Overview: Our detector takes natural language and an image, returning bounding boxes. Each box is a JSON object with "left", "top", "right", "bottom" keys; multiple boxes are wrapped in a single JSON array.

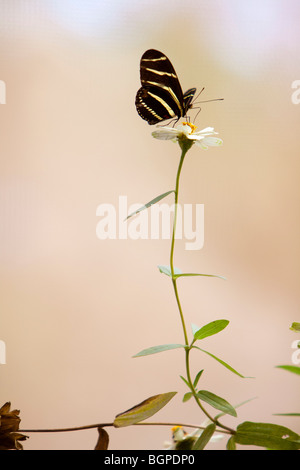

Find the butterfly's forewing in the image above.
[{"left": 135, "top": 49, "right": 196, "bottom": 125}]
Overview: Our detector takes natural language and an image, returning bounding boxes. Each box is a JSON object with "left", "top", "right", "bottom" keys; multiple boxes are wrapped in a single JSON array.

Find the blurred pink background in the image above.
[{"left": 0, "top": 0, "right": 299, "bottom": 450}]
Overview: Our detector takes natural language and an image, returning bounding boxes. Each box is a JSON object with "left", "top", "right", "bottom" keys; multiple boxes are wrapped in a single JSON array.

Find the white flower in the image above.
[
  {"left": 152, "top": 122, "right": 223, "bottom": 150},
  {"left": 164, "top": 423, "right": 224, "bottom": 450}
]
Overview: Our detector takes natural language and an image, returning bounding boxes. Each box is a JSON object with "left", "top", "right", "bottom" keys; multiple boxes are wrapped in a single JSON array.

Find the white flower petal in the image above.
[
  {"left": 194, "top": 128, "right": 218, "bottom": 138},
  {"left": 195, "top": 137, "right": 223, "bottom": 149},
  {"left": 151, "top": 123, "right": 223, "bottom": 150},
  {"left": 195, "top": 126, "right": 215, "bottom": 134},
  {"left": 187, "top": 133, "right": 205, "bottom": 141},
  {"left": 175, "top": 124, "right": 186, "bottom": 132},
  {"left": 152, "top": 127, "right": 179, "bottom": 140}
]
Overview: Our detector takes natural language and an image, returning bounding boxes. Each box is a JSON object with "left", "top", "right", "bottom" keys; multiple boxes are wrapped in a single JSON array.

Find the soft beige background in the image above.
[{"left": 0, "top": 0, "right": 299, "bottom": 450}]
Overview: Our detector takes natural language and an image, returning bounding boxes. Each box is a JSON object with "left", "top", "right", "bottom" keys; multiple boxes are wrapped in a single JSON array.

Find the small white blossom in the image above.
[
  {"left": 164, "top": 423, "right": 223, "bottom": 450},
  {"left": 152, "top": 122, "right": 223, "bottom": 150}
]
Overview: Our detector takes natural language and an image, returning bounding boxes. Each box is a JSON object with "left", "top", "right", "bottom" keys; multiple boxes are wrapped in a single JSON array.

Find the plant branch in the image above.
[{"left": 20, "top": 421, "right": 231, "bottom": 435}]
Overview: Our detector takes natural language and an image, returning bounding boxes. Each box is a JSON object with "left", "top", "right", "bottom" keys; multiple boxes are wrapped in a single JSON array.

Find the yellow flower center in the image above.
[
  {"left": 182, "top": 122, "right": 197, "bottom": 134},
  {"left": 171, "top": 425, "right": 182, "bottom": 432}
]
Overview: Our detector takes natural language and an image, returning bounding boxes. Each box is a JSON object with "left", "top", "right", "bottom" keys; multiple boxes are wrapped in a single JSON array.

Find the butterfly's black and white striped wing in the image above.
[{"left": 135, "top": 49, "right": 196, "bottom": 125}]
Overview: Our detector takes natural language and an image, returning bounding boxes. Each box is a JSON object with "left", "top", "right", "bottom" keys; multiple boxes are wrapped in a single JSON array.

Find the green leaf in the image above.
[
  {"left": 226, "top": 436, "right": 236, "bottom": 450},
  {"left": 182, "top": 392, "right": 193, "bottom": 402},
  {"left": 274, "top": 413, "right": 300, "bottom": 417},
  {"left": 214, "top": 397, "right": 258, "bottom": 420},
  {"left": 290, "top": 322, "right": 300, "bottom": 332},
  {"left": 175, "top": 273, "right": 226, "bottom": 280},
  {"left": 113, "top": 392, "right": 177, "bottom": 428},
  {"left": 194, "top": 346, "right": 248, "bottom": 378},
  {"left": 126, "top": 190, "right": 175, "bottom": 220},
  {"left": 133, "top": 343, "right": 185, "bottom": 357},
  {"left": 158, "top": 266, "right": 226, "bottom": 280},
  {"left": 193, "top": 320, "right": 229, "bottom": 341},
  {"left": 197, "top": 390, "right": 237, "bottom": 417},
  {"left": 235, "top": 421, "right": 300, "bottom": 450},
  {"left": 193, "top": 423, "right": 216, "bottom": 450},
  {"left": 158, "top": 265, "right": 182, "bottom": 277},
  {"left": 180, "top": 375, "right": 193, "bottom": 391},
  {"left": 193, "top": 369, "right": 204, "bottom": 388},
  {"left": 276, "top": 365, "right": 300, "bottom": 375}
]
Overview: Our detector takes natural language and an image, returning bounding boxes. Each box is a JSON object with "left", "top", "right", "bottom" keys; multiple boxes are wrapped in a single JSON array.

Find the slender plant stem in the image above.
[
  {"left": 170, "top": 149, "right": 189, "bottom": 345},
  {"left": 20, "top": 421, "right": 231, "bottom": 435},
  {"left": 184, "top": 348, "right": 216, "bottom": 423},
  {"left": 169, "top": 149, "right": 186, "bottom": 276},
  {"left": 169, "top": 145, "right": 234, "bottom": 435}
]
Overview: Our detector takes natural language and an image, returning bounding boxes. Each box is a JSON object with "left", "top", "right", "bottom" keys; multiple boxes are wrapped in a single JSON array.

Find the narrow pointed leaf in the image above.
[
  {"left": 276, "top": 365, "right": 300, "bottom": 375},
  {"left": 133, "top": 343, "right": 184, "bottom": 357},
  {"left": 158, "top": 266, "right": 225, "bottom": 280},
  {"left": 193, "top": 370, "right": 204, "bottom": 388},
  {"left": 114, "top": 392, "right": 177, "bottom": 428},
  {"left": 214, "top": 397, "right": 258, "bottom": 420},
  {"left": 174, "top": 273, "right": 226, "bottom": 281},
  {"left": 235, "top": 421, "right": 300, "bottom": 450},
  {"left": 126, "top": 190, "right": 175, "bottom": 220},
  {"left": 193, "top": 423, "right": 216, "bottom": 450},
  {"left": 180, "top": 375, "right": 193, "bottom": 391},
  {"left": 194, "top": 346, "right": 248, "bottom": 378},
  {"left": 193, "top": 320, "right": 229, "bottom": 341},
  {"left": 197, "top": 390, "right": 237, "bottom": 417}
]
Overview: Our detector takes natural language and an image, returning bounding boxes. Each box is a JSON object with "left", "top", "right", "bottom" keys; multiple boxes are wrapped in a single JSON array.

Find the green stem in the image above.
[
  {"left": 184, "top": 348, "right": 216, "bottom": 423},
  {"left": 170, "top": 148, "right": 186, "bottom": 276},
  {"left": 170, "top": 148, "right": 189, "bottom": 346},
  {"left": 170, "top": 144, "right": 234, "bottom": 435}
]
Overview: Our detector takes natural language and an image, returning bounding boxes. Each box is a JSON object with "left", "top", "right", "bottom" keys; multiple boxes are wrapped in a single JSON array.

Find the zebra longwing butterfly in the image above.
[{"left": 135, "top": 49, "right": 197, "bottom": 125}]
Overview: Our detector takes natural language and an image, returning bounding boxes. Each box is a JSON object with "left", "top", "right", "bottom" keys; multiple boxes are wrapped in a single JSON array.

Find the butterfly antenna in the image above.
[
  {"left": 193, "top": 97, "right": 224, "bottom": 106},
  {"left": 193, "top": 87, "right": 205, "bottom": 102},
  {"left": 192, "top": 87, "right": 224, "bottom": 106}
]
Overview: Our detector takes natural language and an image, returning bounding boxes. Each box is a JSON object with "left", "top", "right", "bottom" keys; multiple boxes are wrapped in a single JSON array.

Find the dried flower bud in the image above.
[{"left": 0, "top": 402, "right": 28, "bottom": 450}]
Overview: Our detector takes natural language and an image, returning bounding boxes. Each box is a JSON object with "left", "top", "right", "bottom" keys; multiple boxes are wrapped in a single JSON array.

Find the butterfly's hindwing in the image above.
[
  {"left": 136, "top": 86, "right": 180, "bottom": 125},
  {"left": 135, "top": 49, "right": 196, "bottom": 125},
  {"left": 183, "top": 88, "right": 197, "bottom": 110}
]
